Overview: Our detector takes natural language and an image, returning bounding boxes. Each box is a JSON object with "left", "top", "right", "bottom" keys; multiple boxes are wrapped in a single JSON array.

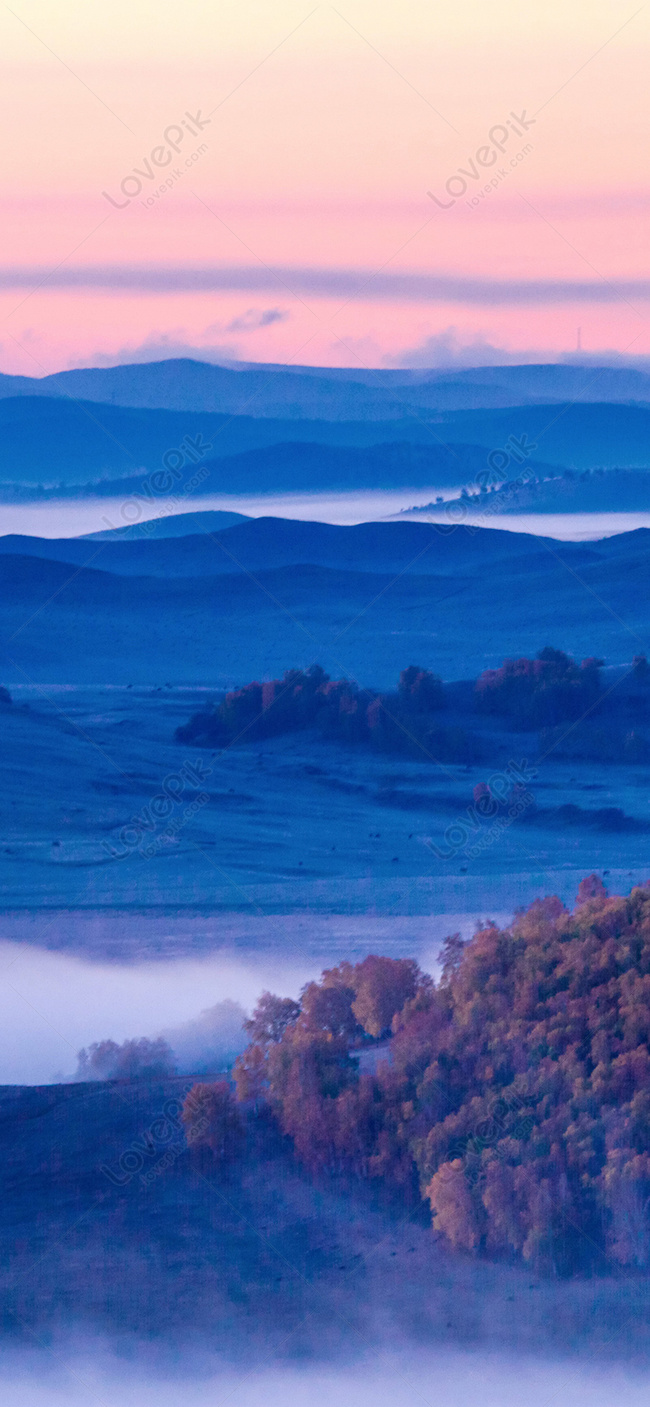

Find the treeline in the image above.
[
  {"left": 474, "top": 646, "right": 602, "bottom": 729},
  {"left": 76, "top": 1037, "right": 176, "bottom": 1081},
  {"left": 186, "top": 879, "right": 650, "bottom": 1276},
  {"left": 175, "top": 663, "right": 479, "bottom": 762},
  {"left": 175, "top": 649, "right": 650, "bottom": 763}
]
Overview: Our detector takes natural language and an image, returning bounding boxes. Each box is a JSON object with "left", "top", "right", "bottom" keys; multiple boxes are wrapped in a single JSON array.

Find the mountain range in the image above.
[
  {"left": 2, "top": 357, "right": 650, "bottom": 416},
  {"left": 0, "top": 397, "right": 497, "bottom": 489},
  {"left": 2, "top": 394, "right": 649, "bottom": 494},
  {"left": 2, "top": 358, "right": 650, "bottom": 500},
  {"left": 0, "top": 516, "right": 587, "bottom": 578}
]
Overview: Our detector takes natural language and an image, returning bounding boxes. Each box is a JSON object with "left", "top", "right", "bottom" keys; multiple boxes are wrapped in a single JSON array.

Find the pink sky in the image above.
[{"left": 1, "top": 0, "right": 649, "bottom": 374}]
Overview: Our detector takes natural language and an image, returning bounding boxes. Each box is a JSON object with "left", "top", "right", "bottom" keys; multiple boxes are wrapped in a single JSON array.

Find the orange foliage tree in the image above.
[
  {"left": 234, "top": 878, "right": 650, "bottom": 1274},
  {"left": 181, "top": 1080, "right": 244, "bottom": 1161}
]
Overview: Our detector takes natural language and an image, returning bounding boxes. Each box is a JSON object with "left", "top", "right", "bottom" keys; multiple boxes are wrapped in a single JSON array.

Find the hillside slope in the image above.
[
  {"left": 0, "top": 518, "right": 596, "bottom": 579},
  {"left": 1, "top": 529, "right": 649, "bottom": 684},
  {"left": 1, "top": 1076, "right": 647, "bottom": 1353}
]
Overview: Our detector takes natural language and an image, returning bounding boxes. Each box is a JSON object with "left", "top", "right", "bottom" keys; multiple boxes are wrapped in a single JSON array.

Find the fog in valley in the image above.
[
  {"left": 0, "top": 942, "right": 311, "bottom": 1084},
  {"left": 0, "top": 913, "right": 494, "bottom": 1082},
  {"left": 4, "top": 492, "right": 650, "bottom": 540},
  {"left": 2, "top": 1347, "right": 649, "bottom": 1407}
]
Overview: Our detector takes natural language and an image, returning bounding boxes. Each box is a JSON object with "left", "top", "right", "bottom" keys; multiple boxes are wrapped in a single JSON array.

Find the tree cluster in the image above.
[
  {"left": 75, "top": 1036, "right": 176, "bottom": 1081},
  {"left": 181, "top": 1080, "right": 244, "bottom": 1161},
  {"left": 175, "top": 649, "right": 650, "bottom": 764},
  {"left": 175, "top": 664, "right": 476, "bottom": 762},
  {"left": 231, "top": 880, "right": 650, "bottom": 1275},
  {"left": 474, "top": 647, "right": 603, "bottom": 729}
]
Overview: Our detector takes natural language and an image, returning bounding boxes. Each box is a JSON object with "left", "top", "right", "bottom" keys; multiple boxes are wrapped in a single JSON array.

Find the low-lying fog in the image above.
[
  {"left": 0, "top": 941, "right": 310, "bottom": 1084},
  {"left": 3, "top": 492, "right": 646, "bottom": 538},
  {"left": 393, "top": 508, "right": 650, "bottom": 540},
  {"left": 0, "top": 913, "right": 496, "bottom": 1083},
  {"left": 0, "top": 489, "right": 461, "bottom": 537},
  {"left": 2, "top": 1348, "right": 649, "bottom": 1407}
]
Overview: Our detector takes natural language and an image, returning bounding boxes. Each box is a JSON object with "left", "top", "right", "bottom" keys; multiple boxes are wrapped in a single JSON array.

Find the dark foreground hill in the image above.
[
  {"left": 0, "top": 517, "right": 598, "bottom": 579},
  {"left": 1, "top": 1075, "right": 648, "bottom": 1356},
  {"left": 1, "top": 525, "right": 650, "bottom": 683}
]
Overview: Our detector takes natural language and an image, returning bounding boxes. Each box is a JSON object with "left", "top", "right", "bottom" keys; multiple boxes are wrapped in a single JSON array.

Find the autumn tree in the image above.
[
  {"left": 352, "top": 956, "right": 426, "bottom": 1037},
  {"left": 398, "top": 666, "right": 444, "bottom": 713},
  {"left": 234, "top": 991, "right": 300, "bottom": 1104},
  {"left": 182, "top": 1080, "right": 244, "bottom": 1161},
  {"left": 426, "top": 1159, "right": 482, "bottom": 1251},
  {"left": 475, "top": 647, "right": 601, "bottom": 729},
  {"left": 232, "top": 881, "right": 650, "bottom": 1272},
  {"left": 243, "top": 991, "right": 300, "bottom": 1044}
]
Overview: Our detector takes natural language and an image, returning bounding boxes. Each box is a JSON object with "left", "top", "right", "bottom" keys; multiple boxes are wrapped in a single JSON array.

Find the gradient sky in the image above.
[{"left": 1, "top": 0, "right": 649, "bottom": 374}]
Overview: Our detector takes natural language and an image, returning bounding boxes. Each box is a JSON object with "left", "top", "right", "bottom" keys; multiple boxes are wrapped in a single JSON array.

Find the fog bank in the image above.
[
  {"left": 0, "top": 914, "right": 498, "bottom": 1083},
  {"left": 2, "top": 1348, "right": 649, "bottom": 1407},
  {"left": 0, "top": 942, "right": 314, "bottom": 1084}
]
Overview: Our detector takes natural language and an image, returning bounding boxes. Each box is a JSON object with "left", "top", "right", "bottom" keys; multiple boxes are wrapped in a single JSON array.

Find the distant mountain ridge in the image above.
[
  {"left": 2, "top": 392, "right": 649, "bottom": 494},
  {"left": 0, "top": 397, "right": 560, "bottom": 491},
  {"left": 2, "top": 357, "right": 650, "bottom": 417},
  {"left": 3, "top": 358, "right": 650, "bottom": 501},
  {"left": 0, "top": 398, "right": 460, "bottom": 488}
]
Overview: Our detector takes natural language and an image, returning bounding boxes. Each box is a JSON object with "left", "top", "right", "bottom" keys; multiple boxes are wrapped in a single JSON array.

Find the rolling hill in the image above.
[
  {"left": 0, "top": 517, "right": 604, "bottom": 579},
  {"left": 2, "top": 391, "right": 650, "bottom": 495},
  {"left": 1, "top": 524, "right": 648, "bottom": 685},
  {"left": 0, "top": 397, "right": 505, "bottom": 489}
]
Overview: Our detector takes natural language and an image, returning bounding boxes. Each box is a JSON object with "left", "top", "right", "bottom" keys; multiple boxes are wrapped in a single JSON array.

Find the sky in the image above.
[{"left": 1, "top": 0, "right": 649, "bottom": 375}]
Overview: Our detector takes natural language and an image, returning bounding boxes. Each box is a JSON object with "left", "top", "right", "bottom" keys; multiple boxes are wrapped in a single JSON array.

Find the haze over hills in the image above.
[
  {"left": 2, "top": 357, "right": 650, "bottom": 416},
  {"left": 2, "top": 391, "right": 650, "bottom": 498},
  {"left": 0, "top": 397, "right": 499, "bottom": 489}
]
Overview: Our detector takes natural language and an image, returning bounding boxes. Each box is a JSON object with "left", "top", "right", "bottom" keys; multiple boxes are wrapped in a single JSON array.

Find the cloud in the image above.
[
  {"left": 81, "top": 313, "right": 288, "bottom": 369},
  {"left": 84, "top": 333, "right": 239, "bottom": 368},
  {"left": 160, "top": 998, "right": 248, "bottom": 1075},
  {"left": 391, "top": 327, "right": 548, "bottom": 369},
  {"left": 392, "top": 329, "right": 650, "bottom": 372},
  {"left": 225, "top": 307, "right": 289, "bottom": 333},
  {"left": 5, "top": 264, "right": 650, "bottom": 304}
]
